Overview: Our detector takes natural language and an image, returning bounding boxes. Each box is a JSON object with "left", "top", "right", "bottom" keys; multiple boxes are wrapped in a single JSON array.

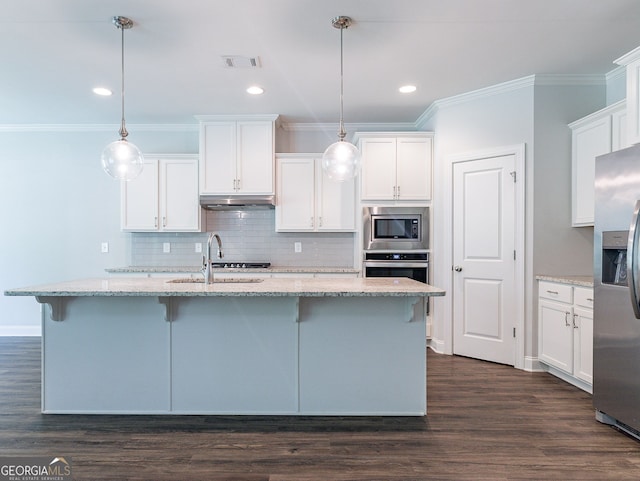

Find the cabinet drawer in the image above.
[
  {"left": 574, "top": 287, "right": 594, "bottom": 309},
  {"left": 539, "top": 281, "right": 573, "bottom": 303}
]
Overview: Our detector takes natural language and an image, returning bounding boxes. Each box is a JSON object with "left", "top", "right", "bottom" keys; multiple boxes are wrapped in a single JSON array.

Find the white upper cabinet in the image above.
[
  {"left": 275, "top": 154, "right": 356, "bottom": 232},
  {"left": 197, "top": 115, "right": 278, "bottom": 195},
  {"left": 569, "top": 100, "right": 626, "bottom": 227},
  {"left": 121, "top": 155, "right": 200, "bottom": 232},
  {"left": 616, "top": 45, "right": 640, "bottom": 146},
  {"left": 354, "top": 132, "right": 433, "bottom": 202}
]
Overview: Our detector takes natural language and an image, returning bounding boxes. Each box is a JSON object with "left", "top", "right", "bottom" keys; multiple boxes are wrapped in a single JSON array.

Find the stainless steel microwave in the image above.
[{"left": 363, "top": 206, "right": 429, "bottom": 251}]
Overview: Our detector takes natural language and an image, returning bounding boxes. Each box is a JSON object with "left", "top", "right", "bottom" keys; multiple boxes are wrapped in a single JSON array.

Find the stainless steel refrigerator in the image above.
[{"left": 594, "top": 142, "right": 640, "bottom": 439}]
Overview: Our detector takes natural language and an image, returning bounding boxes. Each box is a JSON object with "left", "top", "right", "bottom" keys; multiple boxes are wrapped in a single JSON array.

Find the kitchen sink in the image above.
[{"left": 166, "top": 278, "right": 264, "bottom": 284}]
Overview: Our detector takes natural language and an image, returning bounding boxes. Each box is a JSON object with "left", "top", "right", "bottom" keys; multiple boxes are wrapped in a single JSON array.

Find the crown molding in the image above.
[
  {"left": 606, "top": 65, "right": 626, "bottom": 84},
  {"left": 415, "top": 74, "right": 607, "bottom": 130},
  {"left": 0, "top": 123, "right": 198, "bottom": 133},
  {"left": 615, "top": 44, "right": 640, "bottom": 66},
  {"left": 281, "top": 122, "right": 416, "bottom": 132}
]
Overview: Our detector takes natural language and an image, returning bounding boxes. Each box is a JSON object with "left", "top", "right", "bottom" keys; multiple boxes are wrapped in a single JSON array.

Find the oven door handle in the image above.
[{"left": 364, "top": 262, "right": 429, "bottom": 268}]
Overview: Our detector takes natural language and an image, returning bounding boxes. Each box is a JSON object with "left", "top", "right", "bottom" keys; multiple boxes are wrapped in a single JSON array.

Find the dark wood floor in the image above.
[{"left": 1, "top": 338, "right": 640, "bottom": 481}]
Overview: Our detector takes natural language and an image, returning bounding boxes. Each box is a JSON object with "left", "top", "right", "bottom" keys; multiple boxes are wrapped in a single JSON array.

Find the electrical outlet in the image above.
[
  {"left": 294, "top": 241, "right": 302, "bottom": 253},
  {"left": 101, "top": 242, "right": 109, "bottom": 253},
  {"left": 163, "top": 242, "right": 171, "bottom": 253},
  {"left": 195, "top": 243, "right": 202, "bottom": 253}
]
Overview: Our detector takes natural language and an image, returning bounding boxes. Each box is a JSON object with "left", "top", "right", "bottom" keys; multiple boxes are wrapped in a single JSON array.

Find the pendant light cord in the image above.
[
  {"left": 118, "top": 21, "right": 129, "bottom": 140},
  {"left": 338, "top": 24, "right": 346, "bottom": 141}
]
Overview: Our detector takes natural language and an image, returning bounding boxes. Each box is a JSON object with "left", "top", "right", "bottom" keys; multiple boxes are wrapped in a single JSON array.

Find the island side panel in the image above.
[
  {"left": 298, "top": 296, "right": 427, "bottom": 415},
  {"left": 170, "top": 297, "right": 299, "bottom": 414},
  {"left": 42, "top": 297, "right": 171, "bottom": 414}
]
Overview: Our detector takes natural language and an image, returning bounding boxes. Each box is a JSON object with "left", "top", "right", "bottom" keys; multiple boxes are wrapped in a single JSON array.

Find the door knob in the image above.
[{"left": 454, "top": 266, "right": 462, "bottom": 272}]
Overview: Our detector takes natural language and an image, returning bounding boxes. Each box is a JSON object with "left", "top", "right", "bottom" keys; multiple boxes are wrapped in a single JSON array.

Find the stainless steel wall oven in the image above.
[{"left": 363, "top": 207, "right": 430, "bottom": 286}]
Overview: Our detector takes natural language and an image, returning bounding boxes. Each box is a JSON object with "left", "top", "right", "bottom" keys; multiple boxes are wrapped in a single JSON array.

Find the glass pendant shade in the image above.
[
  {"left": 322, "top": 140, "right": 361, "bottom": 182},
  {"left": 101, "top": 139, "right": 144, "bottom": 181}
]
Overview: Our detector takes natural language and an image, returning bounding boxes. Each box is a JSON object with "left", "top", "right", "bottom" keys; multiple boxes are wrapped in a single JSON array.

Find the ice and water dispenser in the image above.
[{"left": 602, "top": 230, "right": 629, "bottom": 286}]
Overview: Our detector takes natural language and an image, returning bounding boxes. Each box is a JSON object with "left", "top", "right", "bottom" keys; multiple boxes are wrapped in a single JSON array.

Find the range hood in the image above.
[{"left": 199, "top": 194, "right": 275, "bottom": 210}]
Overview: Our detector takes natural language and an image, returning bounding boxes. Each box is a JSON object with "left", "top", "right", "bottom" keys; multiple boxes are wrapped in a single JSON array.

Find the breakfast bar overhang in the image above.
[{"left": 5, "top": 277, "right": 445, "bottom": 416}]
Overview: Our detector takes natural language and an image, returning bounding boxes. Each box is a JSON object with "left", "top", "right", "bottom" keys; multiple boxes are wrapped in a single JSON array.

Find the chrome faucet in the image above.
[{"left": 202, "top": 233, "right": 223, "bottom": 284}]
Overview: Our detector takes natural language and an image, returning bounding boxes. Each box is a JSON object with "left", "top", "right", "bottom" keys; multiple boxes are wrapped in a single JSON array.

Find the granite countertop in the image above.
[
  {"left": 5, "top": 277, "right": 445, "bottom": 298},
  {"left": 536, "top": 275, "right": 594, "bottom": 287},
  {"left": 105, "top": 266, "right": 361, "bottom": 275}
]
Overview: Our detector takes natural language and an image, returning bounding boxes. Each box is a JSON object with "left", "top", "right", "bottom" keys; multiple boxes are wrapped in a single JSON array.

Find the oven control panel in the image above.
[{"left": 364, "top": 252, "right": 428, "bottom": 261}]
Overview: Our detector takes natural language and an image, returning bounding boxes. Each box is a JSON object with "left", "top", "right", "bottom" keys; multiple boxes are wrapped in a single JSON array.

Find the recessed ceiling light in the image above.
[
  {"left": 93, "top": 87, "right": 113, "bottom": 96},
  {"left": 399, "top": 85, "right": 417, "bottom": 94},
  {"left": 246, "top": 86, "right": 264, "bottom": 95}
]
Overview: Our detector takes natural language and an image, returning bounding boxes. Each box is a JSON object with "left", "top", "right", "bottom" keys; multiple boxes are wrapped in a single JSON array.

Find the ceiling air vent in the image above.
[{"left": 222, "top": 56, "right": 261, "bottom": 68}]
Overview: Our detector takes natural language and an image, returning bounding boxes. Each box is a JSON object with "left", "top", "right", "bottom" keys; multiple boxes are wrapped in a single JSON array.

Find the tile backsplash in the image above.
[{"left": 131, "top": 209, "right": 355, "bottom": 267}]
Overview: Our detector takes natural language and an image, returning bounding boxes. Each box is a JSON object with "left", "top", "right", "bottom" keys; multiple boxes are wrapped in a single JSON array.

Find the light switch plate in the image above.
[
  {"left": 195, "top": 243, "right": 202, "bottom": 253},
  {"left": 101, "top": 242, "right": 109, "bottom": 253},
  {"left": 294, "top": 241, "right": 302, "bottom": 253},
  {"left": 163, "top": 242, "right": 171, "bottom": 253}
]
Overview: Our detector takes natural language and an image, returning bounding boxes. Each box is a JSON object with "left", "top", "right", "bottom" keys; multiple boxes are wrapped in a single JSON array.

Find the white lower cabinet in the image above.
[{"left": 538, "top": 280, "right": 593, "bottom": 392}]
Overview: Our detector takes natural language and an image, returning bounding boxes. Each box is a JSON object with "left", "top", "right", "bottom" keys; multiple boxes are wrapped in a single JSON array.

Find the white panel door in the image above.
[{"left": 453, "top": 154, "right": 516, "bottom": 365}]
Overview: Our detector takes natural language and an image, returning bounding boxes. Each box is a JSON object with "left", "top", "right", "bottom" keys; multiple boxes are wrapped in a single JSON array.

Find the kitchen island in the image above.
[{"left": 5, "top": 277, "right": 444, "bottom": 416}]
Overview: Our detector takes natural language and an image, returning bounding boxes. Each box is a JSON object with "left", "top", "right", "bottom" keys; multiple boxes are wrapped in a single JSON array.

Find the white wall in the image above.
[
  {"left": 0, "top": 128, "right": 197, "bottom": 335},
  {"left": 422, "top": 76, "right": 605, "bottom": 363},
  {"left": 422, "top": 79, "right": 535, "bottom": 355}
]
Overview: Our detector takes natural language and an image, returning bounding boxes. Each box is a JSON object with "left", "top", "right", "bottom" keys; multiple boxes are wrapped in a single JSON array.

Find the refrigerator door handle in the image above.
[{"left": 627, "top": 200, "right": 640, "bottom": 319}]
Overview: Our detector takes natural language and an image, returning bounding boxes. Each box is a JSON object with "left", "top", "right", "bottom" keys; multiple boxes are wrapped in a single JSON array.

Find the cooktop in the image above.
[{"left": 211, "top": 262, "right": 271, "bottom": 269}]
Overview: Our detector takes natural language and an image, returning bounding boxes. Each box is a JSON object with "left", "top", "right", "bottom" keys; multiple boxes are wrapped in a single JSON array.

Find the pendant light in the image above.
[
  {"left": 321, "top": 16, "right": 361, "bottom": 182},
  {"left": 101, "top": 16, "right": 144, "bottom": 181}
]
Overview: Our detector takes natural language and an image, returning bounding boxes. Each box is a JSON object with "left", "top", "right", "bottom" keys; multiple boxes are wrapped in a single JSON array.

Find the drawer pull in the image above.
[
  {"left": 586, "top": 298, "right": 593, "bottom": 302},
  {"left": 546, "top": 290, "right": 559, "bottom": 295}
]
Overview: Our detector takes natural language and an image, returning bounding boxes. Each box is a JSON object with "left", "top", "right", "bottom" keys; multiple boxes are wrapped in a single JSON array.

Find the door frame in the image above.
[{"left": 444, "top": 144, "right": 526, "bottom": 368}]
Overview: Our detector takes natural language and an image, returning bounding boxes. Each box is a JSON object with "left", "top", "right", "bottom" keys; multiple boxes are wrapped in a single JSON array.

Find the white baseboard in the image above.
[
  {"left": 0, "top": 325, "right": 41, "bottom": 336},
  {"left": 427, "top": 338, "right": 446, "bottom": 354},
  {"left": 524, "top": 356, "right": 545, "bottom": 372}
]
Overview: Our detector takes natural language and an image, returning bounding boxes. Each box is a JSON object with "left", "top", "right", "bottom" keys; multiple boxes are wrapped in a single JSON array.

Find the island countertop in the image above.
[{"left": 5, "top": 277, "right": 446, "bottom": 298}]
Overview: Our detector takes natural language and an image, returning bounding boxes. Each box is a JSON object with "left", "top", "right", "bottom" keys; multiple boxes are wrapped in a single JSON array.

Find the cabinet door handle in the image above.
[
  {"left": 397, "top": 185, "right": 401, "bottom": 198},
  {"left": 564, "top": 311, "right": 571, "bottom": 327},
  {"left": 310, "top": 217, "right": 314, "bottom": 228},
  {"left": 154, "top": 216, "right": 158, "bottom": 228},
  {"left": 162, "top": 216, "right": 167, "bottom": 227},
  {"left": 393, "top": 185, "right": 397, "bottom": 198},
  {"left": 318, "top": 216, "right": 323, "bottom": 227},
  {"left": 236, "top": 178, "right": 241, "bottom": 191},
  {"left": 572, "top": 313, "right": 579, "bottom": 329}
]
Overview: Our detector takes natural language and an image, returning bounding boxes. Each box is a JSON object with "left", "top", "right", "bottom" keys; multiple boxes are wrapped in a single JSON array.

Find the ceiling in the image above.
[{"left": 3, "top": 0, "right": 640, "bottom": 126}]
